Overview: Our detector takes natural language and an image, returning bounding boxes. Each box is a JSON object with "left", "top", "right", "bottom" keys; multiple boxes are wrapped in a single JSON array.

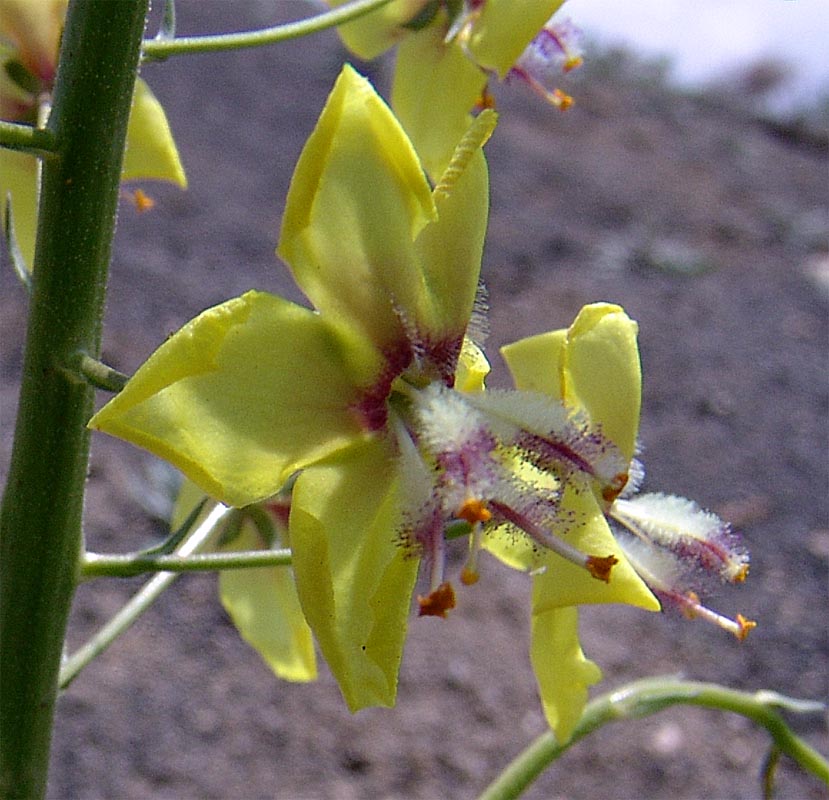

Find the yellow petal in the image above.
[
  {"left": 290, "top": 439, "right": 419, "bottom": 711},
  {"left": 392, "top": 21, "right": 487, "bottom": 177},
  {"left": 122, "top": 78, "right": 186, "bottom": 188},
  {"left": 468, "top": 0, "right": 565, "bottom": 78},
  {"left": 564, "top": 304, "right": 641, "bottom": 462},
  {"left": 455, "top": 338, "right": 490, "bottom": 393},
  {"left": 534, "top": 485, "right": 658, "bottom": 611},
  {"left": 501, "top": 329, "right": 566, "bottom": 397},
  {"left": 0, "top": 148, "right": 38, "bottom": 269},
  {"left": 219, "top": 522, "right": 317, "bottom": 683},
  {"left": 278, "top": 64, "right": 437, "bottom": 353},
  {"left": 415, "top": 128, "right": 492, "bottom": 340},
  {"left": 530, "top": 605, "right": 601, "bottom": 741},
  {"left": 502, "top": 304, "right": 642, "bottom": 462},
  {"left": 485, "top": 485, "right": 658, "bottom": 612},
  {"left": 89, "top": 290, "right": 377, "bottom": 508},
  {"left": 327, "top": 0, "right": 431, "bottom": 59}
]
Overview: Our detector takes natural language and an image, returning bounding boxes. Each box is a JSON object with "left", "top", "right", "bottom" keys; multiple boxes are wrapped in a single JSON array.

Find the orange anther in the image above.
[
  {"left": 563, "top": 55, "right": 584, "bottom": 73},
  {"left": 552, "top": 89, "right": 574, "bottom": 110},
  {"left": 460, "top": 567, "right": 479, "bottom": 586},
  {"left": 131, "top": 188, "right": 155, "bottom": 212},
  {"left": 602, "top": 473, "right": 629, "bottom": 505},
  {"left": 682, "top": 591, "right": 701, "bottom": 619},
  {"left": 736, "top": 614, "right": 757, "bottom": 641},
  {"left": 475, "top": 85, "right": 496, "bottom": 112},
  {"left": 417, "top": 582, "right": 456, "bottom": 618},
  {"left": 733, "top": 563, "right": 750, "bottom": 584},
  {"left": 456, "top": 498, "right": 491, "bottom": 526},
  {"left": 585, "top": 554, "right": 618, "bottom": 583}
]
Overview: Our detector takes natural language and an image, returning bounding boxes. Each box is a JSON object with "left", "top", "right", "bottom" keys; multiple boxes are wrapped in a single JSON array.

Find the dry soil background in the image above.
[{"left": 1, "top": 3, "right": 827, "bottom": 799}]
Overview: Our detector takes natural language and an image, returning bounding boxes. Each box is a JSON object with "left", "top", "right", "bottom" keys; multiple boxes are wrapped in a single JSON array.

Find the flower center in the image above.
[{"left": 389, "top": 381, "right": 627, "bottom": 616}]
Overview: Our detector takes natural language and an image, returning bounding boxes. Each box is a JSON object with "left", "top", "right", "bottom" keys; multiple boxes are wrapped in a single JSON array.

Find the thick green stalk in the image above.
[{"left": 0, "top": 2, "right": 149, "bottom": 797}]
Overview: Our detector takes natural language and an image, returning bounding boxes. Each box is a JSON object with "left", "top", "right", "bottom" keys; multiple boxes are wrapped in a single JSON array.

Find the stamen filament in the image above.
[
  {"left": 678, "top": 592, "right": 757, "bottom": 641},
  {"left": 490, "top": 500, "right": 617, "bottom": 583},
  {"left": 461, "top": 522, "right": 484, "bottom": 586}
]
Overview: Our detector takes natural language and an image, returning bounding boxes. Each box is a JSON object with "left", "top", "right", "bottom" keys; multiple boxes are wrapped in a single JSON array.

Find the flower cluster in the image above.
[
  {"left": 0, "top": 0, "right": 185, "bottom": 268},
  {"left": 90, "top": 65, "right": 751, "bottom": 742}
]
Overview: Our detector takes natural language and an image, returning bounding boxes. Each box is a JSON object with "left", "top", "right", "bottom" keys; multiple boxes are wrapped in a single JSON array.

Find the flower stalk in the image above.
[
  {"left": 80, "top": 546, "right": 293, "bottom": 579},
  {"left": 60, "top": 503, "right": 234, "bottom": 691},
  {"left": 0, "top": 119, "right": 56, "bottom": 156},
  {"left": 479, "top": 677, "right": 829, "bottom": 800},
  {"left": 141, "top": 0, "right": 395, "bottom": 61},
  {"left": 0, "top": 1, "right": 149, "bottom": 796}
]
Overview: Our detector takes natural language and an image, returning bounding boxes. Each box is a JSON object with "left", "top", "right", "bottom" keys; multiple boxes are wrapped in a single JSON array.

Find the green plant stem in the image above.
[
  {"left": 0, "top": 2, "right": 149, "bottom": 797},
  {"left": 59, "top": 504, "right": 232, "bottom": 691},
  {"left": 141, "top": 0, "right": 393, "bottom": 60},
  {"left": 478, "top": 677, "right": 829, "bottom": 800},
  {"left": 0, "top": 119, "right": 57, "bottom": 157},
  {"left": 81, "top": 546, "right": 292, "bottom": 579}
]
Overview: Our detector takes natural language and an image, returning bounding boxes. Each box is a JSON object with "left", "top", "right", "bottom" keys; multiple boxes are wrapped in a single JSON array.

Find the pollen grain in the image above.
[{"left": 585, "top": 554, "right": 618, "bottom": 583}]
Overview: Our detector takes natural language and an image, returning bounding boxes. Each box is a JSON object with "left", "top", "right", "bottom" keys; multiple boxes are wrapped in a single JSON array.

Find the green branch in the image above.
[
  {"left": 478, "top": 677, "right": 829, "bottom": 800},
  {"left": 81, "top": 546, "right": 292, "bottom": 579},
  {"left": 141, "top": 0, "right": 393, "bottom": 60},
  {"left": 0, "top": 119, "right": 57, "bottom": 157},
  {"left": 60, "top": 504, "right": 233, "bottom": 690},
  {"left": 73, "top": 353, "right": 129, "bottom": 393}
]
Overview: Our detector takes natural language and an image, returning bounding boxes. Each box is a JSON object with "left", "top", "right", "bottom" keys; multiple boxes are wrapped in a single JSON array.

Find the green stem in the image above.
[
  {"left": 141, "top": 0, "right": 394, "bottom": 60},
  {"left": 0, "top": 119, "right": 57, "bottom": 157},
  {"left": 0, "top": 2, "right": 149, "bottom": 797},
  {"left": 60, "top": 504, "right": 233, "bottom": 690},
  {"left": 478, "top": 678, "right": 829, "bottom": 800},
  {"left": 81, "top": 546, "right": 292, "bottom": 579}
]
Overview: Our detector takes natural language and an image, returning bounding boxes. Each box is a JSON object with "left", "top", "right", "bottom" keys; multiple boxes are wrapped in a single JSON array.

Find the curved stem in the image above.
[
  {"left": 478, "top": 677, "right": 829, "bottom": 800},
  {"left": 60, "top": 504, "right": 232, "bottom": 690},
  {"left": 0, "top": 119, "right": 57, "bottom": 157},
  {"left": 81, "top": 546, "right": 292, "bottom": 579},
  {"left": 142, "top": 0, "right": 394, "bottom": 61}
]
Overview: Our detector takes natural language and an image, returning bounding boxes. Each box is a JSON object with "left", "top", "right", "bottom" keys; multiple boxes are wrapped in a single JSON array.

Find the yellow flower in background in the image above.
[
  {"left": 329, "top": 0, "right": 581, "bottom": 175},
  {"left": 329, "top": 0, "right": 431, "bottom": 59},
  {"left": 173, "top": 479, "right": 317, "bottom": 684},
  {"left": 0, "top": 0, "right": 186, "bottom": 269}
]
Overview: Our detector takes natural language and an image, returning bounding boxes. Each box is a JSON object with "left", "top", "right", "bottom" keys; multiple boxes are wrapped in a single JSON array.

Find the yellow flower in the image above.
[
  {"left": 499, "top": 305, "right": 752, "bottom": 739},
  {"left": 0, "top": 0, "right": 186, "bottom": 269},
  {"left": 329, "top": 0, "right": 576, "bottom": 175},
  {"left": 173, "top": 479, "right": 316, "bottom": 683},
  {"left": 89, "top": 66, "right": 653, "bottom": 724},
  {"left": 492, "top": 305, "right": 659, "bottom": 738}
]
